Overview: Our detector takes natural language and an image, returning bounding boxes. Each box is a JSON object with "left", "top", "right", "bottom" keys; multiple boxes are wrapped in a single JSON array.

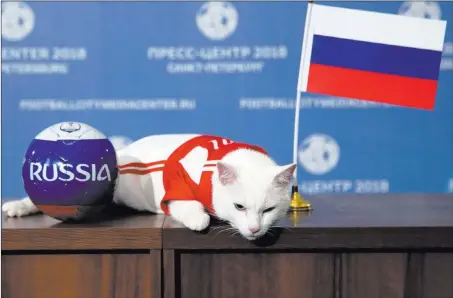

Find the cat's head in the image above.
[{"left": 211, "top": 161, "right": 296, "bottom": 240}]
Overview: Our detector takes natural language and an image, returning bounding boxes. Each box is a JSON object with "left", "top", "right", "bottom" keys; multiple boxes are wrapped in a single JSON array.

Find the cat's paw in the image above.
[
  {"left": 168, "top": 200, "right": 211, "bottom": 231},
  {"left": 181, "top": 212, "right": 210, "bottom": 231},
  {"left": 2, "top": 198, "right": 39, "bottom": 217}
]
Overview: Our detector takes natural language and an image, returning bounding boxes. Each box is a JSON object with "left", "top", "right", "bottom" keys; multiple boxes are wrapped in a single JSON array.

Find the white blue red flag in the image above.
[{"left": 297, "top": 4, "right": 447, "bottom": 110}]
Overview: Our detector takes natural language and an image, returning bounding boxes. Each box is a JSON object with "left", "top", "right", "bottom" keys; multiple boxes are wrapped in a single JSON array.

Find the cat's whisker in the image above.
[
  {"left": 224, "top": 228, "right": 240, "bottom": 238},
  {"left": 210, "top": 226, "right": 226, "bottom": 232},
  {"left": 210, "top": 225, "right": 236, "bottom": 233},
  {"left": 213, "top": 227, "right": 237, "bottom": 238},
  {"left": 231, "top": 231, "right": 240, "bottom": 237},
  {"left": 208, "top": 226, "right": 224, "bottom": 235},
  {"left": 212, "top": 228, "right": 228, "bottom": 237}
]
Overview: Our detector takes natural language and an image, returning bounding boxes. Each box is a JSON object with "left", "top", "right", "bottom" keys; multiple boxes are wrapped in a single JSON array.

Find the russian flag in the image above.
[{"left": 297, "top": 4, "right": 447, "bottom": 110}]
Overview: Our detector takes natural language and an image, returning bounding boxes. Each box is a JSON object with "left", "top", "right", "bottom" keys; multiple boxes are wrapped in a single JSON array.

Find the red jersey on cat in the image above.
[{"left": 160, "top": 135, "right": 267, "bottom": 215}]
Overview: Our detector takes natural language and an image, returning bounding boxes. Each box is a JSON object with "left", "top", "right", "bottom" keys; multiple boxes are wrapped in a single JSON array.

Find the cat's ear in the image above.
[
  {"left": 273, "top": 163, "right": 297, "bottom": 187},
  {"left": 217, "top": 162, "right": 238, "bottom": 185}
]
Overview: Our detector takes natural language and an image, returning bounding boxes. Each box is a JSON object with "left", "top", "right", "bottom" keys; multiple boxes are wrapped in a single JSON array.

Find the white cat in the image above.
[{"left": 2, "top": 134, "right": 295, "bottom": 240}]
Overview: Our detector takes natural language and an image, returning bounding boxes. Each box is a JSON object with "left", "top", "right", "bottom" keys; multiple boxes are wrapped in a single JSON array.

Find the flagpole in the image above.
[{"left": 289, "top": 0, "right": 314, "bottom": 212}]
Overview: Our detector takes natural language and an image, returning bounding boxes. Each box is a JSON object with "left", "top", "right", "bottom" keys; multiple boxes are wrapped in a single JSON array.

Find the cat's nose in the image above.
[{"left": 248, "top": 226, "right": 260, "bottom": 233}]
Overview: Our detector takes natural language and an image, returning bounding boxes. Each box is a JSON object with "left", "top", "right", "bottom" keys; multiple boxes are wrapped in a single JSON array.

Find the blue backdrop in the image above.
[{"left": 2, "top": 1, "right": 452, "bottom": 199}]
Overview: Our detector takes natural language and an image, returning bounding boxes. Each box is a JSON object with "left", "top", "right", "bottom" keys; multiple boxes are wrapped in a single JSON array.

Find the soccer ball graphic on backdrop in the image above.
[
  {"left": 398, "top": 1, "right": 441, "bottom": 20},
  {"left": 22, "top": 122, "right": 118, "bottom": 221},
  {"left": 196, "top": 2, "right": 238, "bottom": 41},
  {"left": 1, "top": 2, "right": 35, "bottom": 41},
  {"left": 298, "top": 134, "right": 340, "bottom": 175}
]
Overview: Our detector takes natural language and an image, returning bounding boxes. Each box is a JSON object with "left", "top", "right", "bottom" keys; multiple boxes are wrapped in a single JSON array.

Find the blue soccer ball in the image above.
[{"left": 22, "top": 122, "right": 118, "bottom": 221}]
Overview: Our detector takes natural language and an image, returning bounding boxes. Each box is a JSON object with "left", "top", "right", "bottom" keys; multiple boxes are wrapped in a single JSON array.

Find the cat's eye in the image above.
[
  {"left": 234, "top": 203, "right": 245, "bottom": 211},
  {"left": 263, "top": 207, "right": 276, "bottom": 213}
]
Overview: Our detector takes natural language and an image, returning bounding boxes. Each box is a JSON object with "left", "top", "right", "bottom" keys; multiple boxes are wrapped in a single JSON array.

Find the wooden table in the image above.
[
  {"left": 2, "top": 206, "right": 165, "bottom": 298},
  {"left": 2, "top": 194, "right": 453, "bottom": 298}
]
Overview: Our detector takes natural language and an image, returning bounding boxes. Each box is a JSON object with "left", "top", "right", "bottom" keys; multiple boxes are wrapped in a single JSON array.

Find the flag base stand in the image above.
[{"left": 289, "top": 185, "right": 313, "bottom": 211}]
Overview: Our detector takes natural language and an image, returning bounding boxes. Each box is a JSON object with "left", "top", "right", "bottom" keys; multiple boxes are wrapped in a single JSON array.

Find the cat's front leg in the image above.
[
  {"left": 168, "top": 200, "right": 210, "bottom": 231},
  {"left": 2, "top": 197, "right": 41, "bottom": 217}
]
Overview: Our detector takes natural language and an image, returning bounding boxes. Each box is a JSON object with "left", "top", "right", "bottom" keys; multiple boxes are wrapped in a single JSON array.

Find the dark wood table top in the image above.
[
  {"left": 3, "top": 194, "right": 453, "bottom": 251},
  {"left": 2, "top": 205, "right": 165, "bottom": 250},
  {"left": 163, "top": 194, "right": 453, "bottom": 250}
]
